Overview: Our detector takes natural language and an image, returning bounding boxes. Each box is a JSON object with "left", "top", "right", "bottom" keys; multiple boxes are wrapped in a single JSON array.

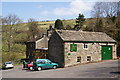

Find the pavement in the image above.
[{"left": 1, "top": 59, "right": 120, "bottom": 78}]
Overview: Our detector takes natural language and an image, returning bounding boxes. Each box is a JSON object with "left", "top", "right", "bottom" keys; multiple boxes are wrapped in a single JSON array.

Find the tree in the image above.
[
  {"left": 74, "top": 13, "right": 85, "bottom": 30},
  {"left": 2, "top": 14, "right": 22, "bottom": 52},
  {"left": 54, "top": 19, "right": 63, "bottom": 29},
  {"left": 92, "top": 2, "right": 120, "bottom": 32},
  {"left": 92, "top": 2, "right": 119, "bottom": 23},
  {"left": 27, "top": 18, "right": 39, "bottom": 41},
  {"left": 91, "top": 2, "right": 103, "bottom": 32},
  {"left": 117, "top": 2, "right": 120, "bottom": 17},
  {"left": 92, "top": 2, "right": 120, "bottom": 56}
]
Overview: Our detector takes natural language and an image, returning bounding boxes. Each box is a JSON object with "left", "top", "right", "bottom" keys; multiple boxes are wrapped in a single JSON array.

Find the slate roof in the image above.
[{"left": 56, "top": 30, "right": 116, "bottom": 42}]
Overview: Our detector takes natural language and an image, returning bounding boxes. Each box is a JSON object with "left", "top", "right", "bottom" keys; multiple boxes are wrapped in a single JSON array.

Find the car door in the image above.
[
  {"left": 37, "top": 60, "right": 46, "bottom": 69},
  {"left": 45, "top": 60, "right": 53, "bottom": 68}
]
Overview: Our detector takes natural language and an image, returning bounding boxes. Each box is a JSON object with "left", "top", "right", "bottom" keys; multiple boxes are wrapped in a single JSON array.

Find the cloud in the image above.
[
  {"left": 40, "top": 0, "right": 119, "bottom": 17},
  {"left": 70, "top": 0, "right": 95, "bottom": 13},
  {"left": 53, "top": 0, "right": 95, "bottom": 16}
]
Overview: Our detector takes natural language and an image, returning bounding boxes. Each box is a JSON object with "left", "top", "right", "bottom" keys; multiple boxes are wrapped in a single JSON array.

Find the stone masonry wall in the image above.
[
  {"left": 35, "top": 37, "right": 48, "bottom": 49},
  {"left": 48, "top": 32, "right": 64, "bottom": 67},
  {"left": 64, "top": 42, "right": 116, "bottom": 67}
]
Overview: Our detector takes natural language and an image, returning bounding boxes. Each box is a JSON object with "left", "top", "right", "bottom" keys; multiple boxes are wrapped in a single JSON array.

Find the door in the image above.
[
  {"left": 101, "top": 46, "right": 112, "bottom": 60},
  {"left": 37, "top": 60, "right": 46, "bottom": 69},
  {"left": 45, "top": 60, "right": 53, "bottom": 68}
]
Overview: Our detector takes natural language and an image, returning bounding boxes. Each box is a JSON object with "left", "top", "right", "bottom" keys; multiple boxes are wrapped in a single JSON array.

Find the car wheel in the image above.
[
  {"left": 53, "top": 66, "right": 57, "bottom": 69},
  {"left": 38, "top": 67, "right": 42, "bottom": 71},
  {"left": 29, "top": 67, "right": 33, "bottom": 70}
]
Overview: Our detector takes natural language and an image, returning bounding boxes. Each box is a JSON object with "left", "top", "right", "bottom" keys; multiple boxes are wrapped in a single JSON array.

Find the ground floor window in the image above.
[
  {"left": 87, "top": 56, "right": 91, "bottom": 62},
  {"left": 77, "top": 56, "right": 81, "bottom": 62}
]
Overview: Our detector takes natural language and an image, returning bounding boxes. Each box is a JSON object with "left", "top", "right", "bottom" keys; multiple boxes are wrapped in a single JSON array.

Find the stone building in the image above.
[
  {"left": 48, "top": 30, "right": 117, "bottom": 67},
  {"left": 25, "top": 25, "right": 54, "bottom": 60},
  {"left": 25, "top": 35, "right": 49, "bottom": 60}
]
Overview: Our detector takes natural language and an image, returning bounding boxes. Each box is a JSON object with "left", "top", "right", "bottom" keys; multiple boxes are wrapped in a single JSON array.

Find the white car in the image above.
[{"left": 2, "top": 61, "right": 14, "bottom": 69}]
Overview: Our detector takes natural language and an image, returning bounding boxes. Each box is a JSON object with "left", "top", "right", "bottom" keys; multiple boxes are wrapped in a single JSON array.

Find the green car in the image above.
[{"left": 32, "top": 59, "right": 58, "bottom": 71}]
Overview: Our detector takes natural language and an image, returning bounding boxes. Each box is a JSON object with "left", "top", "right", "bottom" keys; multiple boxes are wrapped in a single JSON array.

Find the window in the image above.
[
  {"left": 46, "top": 61, "right": 52, "bottom": 64},
  {"left": 83, "top": 44, "right": 88, "bottom": 49},
  {"left": 70, "top": 44, "right": 77, "bottom": 52},
  {"left": 38, "top": 60, "right": 45, "bottom": 64},
  {"left": 77, "top": 57, "right": 81, "bottom": 62},
  {"left": 87, "top": 56, "right": 91, "bottom": 62}
]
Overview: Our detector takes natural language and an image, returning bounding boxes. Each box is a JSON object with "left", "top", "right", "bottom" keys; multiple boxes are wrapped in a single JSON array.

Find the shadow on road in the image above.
[
  {"left": 22, "top": 68, "right": 58, "bottom": 72},
  {"left": 2, "top": 68, "right": 14, "bottom": 70},
  {"left": 110, "top": 71, "right": 120, "bottom": 74}
]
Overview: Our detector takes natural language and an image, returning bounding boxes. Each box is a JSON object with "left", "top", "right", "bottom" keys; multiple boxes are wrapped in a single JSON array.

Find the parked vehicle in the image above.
[
  {"left": 2, "top": 61, "right": 14, "bottom": 69},
  {"left": 26, "top": 62, "right": 33, "bottom": 70},
  {"left": 32, "top": 59, "right": 58, "bottom": 71}
]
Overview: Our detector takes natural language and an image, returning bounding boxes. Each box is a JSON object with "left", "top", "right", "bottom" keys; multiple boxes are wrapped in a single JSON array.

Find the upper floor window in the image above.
[
  {"left": 70, "top": 44, "right": 77, "bottom": 52},
  {"left": 83, "top": 43, "right": 88, "bottom": 49}
]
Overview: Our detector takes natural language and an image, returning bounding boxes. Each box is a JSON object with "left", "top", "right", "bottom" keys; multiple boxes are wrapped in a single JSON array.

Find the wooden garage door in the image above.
[{"left": 101, "top": 46, "right": 112, "bottom": 60}]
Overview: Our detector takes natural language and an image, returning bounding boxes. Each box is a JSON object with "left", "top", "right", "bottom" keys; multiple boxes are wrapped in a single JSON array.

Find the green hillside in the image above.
[{"left": 2, "top": 18, "right": 120, "bottom": 63}]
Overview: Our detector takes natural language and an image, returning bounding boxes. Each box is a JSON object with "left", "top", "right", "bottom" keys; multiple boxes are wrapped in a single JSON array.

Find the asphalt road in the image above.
[{"left": 1, "top": 60, "right": 120, "bottom": 78}]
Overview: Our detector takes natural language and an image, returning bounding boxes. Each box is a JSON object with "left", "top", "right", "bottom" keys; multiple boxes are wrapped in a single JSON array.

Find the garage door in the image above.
[{"left": 101, "top": 46, "right": 112, "bottom": 60}]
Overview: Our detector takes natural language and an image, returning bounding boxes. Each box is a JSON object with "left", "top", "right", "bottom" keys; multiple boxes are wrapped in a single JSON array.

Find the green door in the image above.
[{"left": 101, "top": 46, "right": 112, "bottom": 60}]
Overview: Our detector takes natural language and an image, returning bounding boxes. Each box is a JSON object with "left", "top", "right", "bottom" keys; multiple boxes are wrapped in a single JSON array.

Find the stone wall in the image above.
[
  {"left": 64, "top": 42, "right": 117, "bottom": 67},
  {"left": 48, "top": 32, "right": 64, "bottom": 67},
  {"left": 36, "top": 37, "right": 48, "bottom": 49}
]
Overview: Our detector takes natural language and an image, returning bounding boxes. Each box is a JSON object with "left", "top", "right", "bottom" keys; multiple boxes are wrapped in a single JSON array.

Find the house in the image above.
[
  {"left": 25, "top": 35, "right": 49, "bottom": 60},
  {"left": 25, "top": 25, "right": 54, "bottom": 61},
  {"left": 48, "top": 30, "right": 117, "bottom": 67}
]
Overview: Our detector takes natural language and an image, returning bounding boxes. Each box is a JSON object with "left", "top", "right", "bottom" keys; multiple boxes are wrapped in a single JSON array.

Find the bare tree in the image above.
[
  {"left": 3, "top": 14, "right": 22, "bottom": 25},
  {"left": 92, "top": 2, "right": 120, "bottom": 57},
  {"left": 91, "top": 2, "right": 119, "bottom": 32},
  {"left": 92, "top": 2, "right": 103, "bottom": 18},
  {"left": 2, "top": 14, "right": 22, "bottom": 52},
  {"left": 101, "top": 2, "right": 118, "bottom": 18},
  {"left": 91, "top": 2, "right": 103, "bottom": 32},
  {"left": 27, "top": 18, "right": 39, "bottom": 41},
  {"left": 117, "top": 2, "right": 120, "bottom": 17},
  {"left": 92, "top": 2, "right": 119, "bottom": 19}
]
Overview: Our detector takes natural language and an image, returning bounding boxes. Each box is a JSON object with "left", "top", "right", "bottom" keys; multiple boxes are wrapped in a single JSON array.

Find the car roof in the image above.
[{"left": 36, "top": 59, "right": 50, "bottom": 61}]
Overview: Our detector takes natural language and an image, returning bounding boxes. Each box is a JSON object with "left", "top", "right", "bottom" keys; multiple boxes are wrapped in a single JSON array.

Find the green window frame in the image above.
[{"left": 70, "top": 44, "right": 77, "bottom": 52}]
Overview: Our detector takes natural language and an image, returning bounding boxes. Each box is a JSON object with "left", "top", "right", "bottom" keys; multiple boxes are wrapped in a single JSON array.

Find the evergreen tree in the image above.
[
  {"left": 74, "top": 13, "right": 85, "bottom": 30},
  {"left": 54, "top": 19, "right": 63, "bottom": 29}
]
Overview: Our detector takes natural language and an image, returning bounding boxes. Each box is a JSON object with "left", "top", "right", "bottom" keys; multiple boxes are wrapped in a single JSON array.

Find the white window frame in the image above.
[
  {"left": 77, "top": 56, "right": 81, "bottom": 63},
  {"left": 87, "top": 56, "right": 91, "bottom": 62},
  {"left": 83, "top": 43, "right": 88, "bottom": 49}
]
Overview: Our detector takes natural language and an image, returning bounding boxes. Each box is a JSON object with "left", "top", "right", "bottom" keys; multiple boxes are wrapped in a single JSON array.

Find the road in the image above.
[{"left": 1, "top": 60, "right": 120, "bottom": 78}]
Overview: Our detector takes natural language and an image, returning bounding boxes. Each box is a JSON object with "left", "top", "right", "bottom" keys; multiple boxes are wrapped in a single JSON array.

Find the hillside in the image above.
[{"left": 2, "top": 17, "right": 120, "bottom": 63}]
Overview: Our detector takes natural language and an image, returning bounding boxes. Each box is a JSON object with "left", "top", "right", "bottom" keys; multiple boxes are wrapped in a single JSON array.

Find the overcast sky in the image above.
[{"left": 1, "top": 0, "right": 119, "bottom": 22}]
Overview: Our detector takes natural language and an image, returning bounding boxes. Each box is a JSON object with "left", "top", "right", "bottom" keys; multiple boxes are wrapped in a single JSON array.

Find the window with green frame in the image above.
[{"left": 70, "top": 44, "right": 77, "bottom": 52}]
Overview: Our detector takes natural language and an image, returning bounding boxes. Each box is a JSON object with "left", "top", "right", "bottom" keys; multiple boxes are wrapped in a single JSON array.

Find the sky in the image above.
[{"left": 1, "top": 0, "right": 120, "bottom": 22}]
